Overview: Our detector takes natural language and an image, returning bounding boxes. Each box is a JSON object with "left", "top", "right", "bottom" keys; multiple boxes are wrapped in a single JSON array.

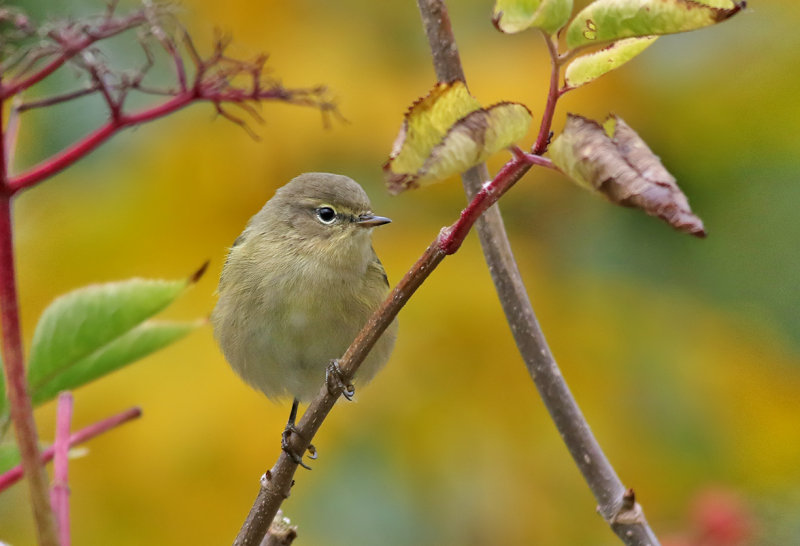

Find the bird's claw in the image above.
[
  {"left": 326, "top": 360, "right": 355, "bottom": 400},
  {"left": 281, "top": 424, "right": 316, "bottom": 470}
]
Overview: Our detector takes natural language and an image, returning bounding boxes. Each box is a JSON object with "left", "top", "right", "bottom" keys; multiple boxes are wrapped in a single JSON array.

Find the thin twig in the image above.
[
  {"left": 1, "top": 10, "right": 151, "bottom": 98},
  {"left": 79, "top": 49, "right": 121, "bottom": 120},
  {"left": 4, "top": 99, "right": 21, "bottom": 170},
  {"left": 51, "top": 392, "right": 74, "bottom": 546},
  {"left": 0, "top": 406, "right": 142, "bottom": 492},
  {"left": 16, "top": 85, "right": 101, "bottom": 112},
  {"left": 416, "top": 1, "right": 660, "bottom": 544}
]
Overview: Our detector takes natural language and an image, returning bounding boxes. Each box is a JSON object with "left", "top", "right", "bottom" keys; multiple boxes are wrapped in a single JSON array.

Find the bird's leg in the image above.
[
  {"left": 281, "top": 398, "right": 316, "bottom": 470},
  {"left": 326, "top": 359, "right": 355, "bottom": 401}
]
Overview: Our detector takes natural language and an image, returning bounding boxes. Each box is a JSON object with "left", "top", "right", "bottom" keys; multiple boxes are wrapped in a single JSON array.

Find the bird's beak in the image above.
[{"left": 357, "top": 214, "right": 392, "bottom": 228}]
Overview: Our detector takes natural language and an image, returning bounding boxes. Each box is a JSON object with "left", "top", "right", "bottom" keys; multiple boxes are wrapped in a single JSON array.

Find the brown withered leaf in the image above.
[{"left": 549, "top": 114, "right": 706, "bottom": 237}]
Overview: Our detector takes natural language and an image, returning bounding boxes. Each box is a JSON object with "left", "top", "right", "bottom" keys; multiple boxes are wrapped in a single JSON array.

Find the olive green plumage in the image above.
[{"left": 211, "top": 172, "right": 398, "bottom": 402}]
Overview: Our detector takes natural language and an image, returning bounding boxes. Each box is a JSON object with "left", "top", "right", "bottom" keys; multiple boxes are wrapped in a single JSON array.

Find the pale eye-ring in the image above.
[{"left": 315, "top": 206, "right": 337, "bottom": 224}]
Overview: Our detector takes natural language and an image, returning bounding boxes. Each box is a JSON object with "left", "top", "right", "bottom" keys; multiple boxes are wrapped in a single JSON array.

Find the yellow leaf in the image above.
[
  {"left": 565, "top": 36, "right": 658, "bottom": 88},
  {"left": 385, "top": 82, "right": 532, "bottom": 194}
]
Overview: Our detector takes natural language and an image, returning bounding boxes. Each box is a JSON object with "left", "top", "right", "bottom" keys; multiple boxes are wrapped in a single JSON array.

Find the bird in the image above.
[{"left": 211, "top": 172, "right": 398, "bottom": 465}]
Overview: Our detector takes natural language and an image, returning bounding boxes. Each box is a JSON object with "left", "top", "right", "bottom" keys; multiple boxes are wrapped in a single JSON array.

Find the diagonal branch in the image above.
[{"left": 415, "top": 1, "right": 660, "bottom": 544}]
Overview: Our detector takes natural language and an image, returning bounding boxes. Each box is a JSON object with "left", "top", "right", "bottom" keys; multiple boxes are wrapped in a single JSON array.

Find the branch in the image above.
[
  {"left": 16, "top": 86, "right": 101, "bottom": 112},
  {"left": 0, "top": 406, "right": 142, "bottom": 492},
  {"left": 416, "top": 1, "right": 660, "bottom": 544},
  {"left": 50, "top": 392, "right": 74, "bottom": 546},
  {"left": 0, "top": 101, "right": 58, "bottom": 545}
]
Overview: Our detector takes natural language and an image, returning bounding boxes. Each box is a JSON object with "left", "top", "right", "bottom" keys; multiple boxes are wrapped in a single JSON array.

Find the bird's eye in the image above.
[{"left": 315, "top": 206, "right": 337, "bottom": 224}]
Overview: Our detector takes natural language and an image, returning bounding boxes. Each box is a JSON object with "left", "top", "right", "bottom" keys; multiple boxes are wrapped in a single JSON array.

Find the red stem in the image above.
[
  {"left": 533, "top": 33, "right": 561, "bottom": 155},
  {"left": 0, "top": 96, "right": 59, "bottom": 545},
  {"left": 0, "top": 406, "right": 142, "bottom": 492},
  {"left": 439, "top": 152, "right": 553, "bottom": 254},
  {"left": 1, "top": 53, "right": 73, "bottom": 100},
  {"left": 51, "top": 392, "right": 74, "bottom": 546}
]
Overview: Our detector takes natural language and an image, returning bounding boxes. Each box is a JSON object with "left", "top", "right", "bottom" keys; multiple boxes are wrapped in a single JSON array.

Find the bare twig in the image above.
[
  {"left": 1, "top": 8, "right": 154, "bottom": 98},
  {"left": 0, "top": 406, "right": 142, "bottom": 492},
  {"left": 4, "top": 99, "right": 21, "bottom": 169},
  {"left": 51, "top": 392, "right": 74, "bottom": 546},
  {"left": 416, "top": 1, "right": 660, "bottom": 544},
  {"left": 16, "top": 86, "right": 101, "bottom": 112}
]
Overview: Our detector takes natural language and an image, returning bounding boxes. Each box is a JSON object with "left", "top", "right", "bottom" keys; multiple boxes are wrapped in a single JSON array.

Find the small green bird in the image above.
[{"left": 211, "top": 173, "right": 398, "bottom": 463}]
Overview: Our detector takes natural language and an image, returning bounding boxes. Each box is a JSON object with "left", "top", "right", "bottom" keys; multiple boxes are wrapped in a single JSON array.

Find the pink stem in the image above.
[
  {"left": 0, "top": 406, "right": 142, "bottom": 492},
  {"left": 50, "top": 393, "right": 74, "bottom": 546}
]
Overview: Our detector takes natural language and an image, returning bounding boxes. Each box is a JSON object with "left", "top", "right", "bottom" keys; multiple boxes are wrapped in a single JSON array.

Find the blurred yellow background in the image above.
[{"left": 3, "top": 0, "right": 799, "bottom": 544}]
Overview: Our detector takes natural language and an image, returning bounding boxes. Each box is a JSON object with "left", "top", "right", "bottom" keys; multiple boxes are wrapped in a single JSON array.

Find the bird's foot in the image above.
[
  {"left": 281, "top": 399, "right": 316, "bottom": 470},
  {"left": 281, "top": 424, "right": 317, "bottom": 470},
  {"left": 326, "top": 359, "right": 355, "bottom": 400}
]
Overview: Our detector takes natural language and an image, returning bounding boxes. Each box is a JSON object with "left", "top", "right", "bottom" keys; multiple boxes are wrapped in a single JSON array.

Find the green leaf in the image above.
[
  {"left": 565, "top": 36, "right": 657, "bottom": 88},
  {"left": 550, "top": 113, "right": 706, "bottom": 237},
  {"left": 384, "top": 81, "right": 532, "bottom": 194},
  {"left": 27, "top": 264, "right": 207, "bottom": 400},
  {"left": 493, "top": 0, "right": 573, "bottom": 34},
  {"left": 31, "top": 320, "right": 200, "bottom": 406},
  {"left": 0, "top": 442, "right": 20, "bottom": 474},
  {"left": 565, "top": 0, "right": 745, "bottom": 49}
]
